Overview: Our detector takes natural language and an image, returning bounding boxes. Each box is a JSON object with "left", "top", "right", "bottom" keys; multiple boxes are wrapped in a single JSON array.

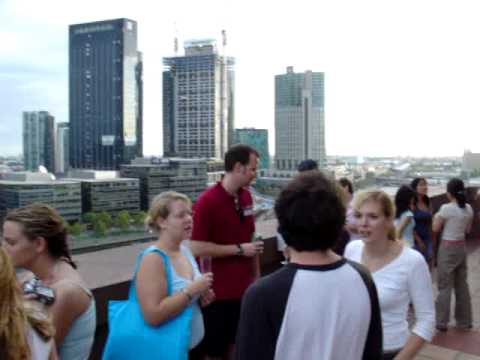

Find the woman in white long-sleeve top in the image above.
[{"left": 345, "top": 190, "right": 435, "bottom": 360}]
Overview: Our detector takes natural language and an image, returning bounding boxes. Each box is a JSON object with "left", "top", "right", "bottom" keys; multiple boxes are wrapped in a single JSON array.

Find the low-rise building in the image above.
[
  {"left": 0, "top": 172, "right": 81, "bottom": 223},
  {"left": 66, "top": 170, "right": 140, "bottom": 216},
  {"left": 120, "top": 158, "right": 208, "bottom": 210}
]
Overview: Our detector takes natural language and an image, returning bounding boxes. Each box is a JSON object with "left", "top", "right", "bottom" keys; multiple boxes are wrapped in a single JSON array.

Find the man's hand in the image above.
[{"left": 240, "top": 241, "right": 264, "bottom": 257}]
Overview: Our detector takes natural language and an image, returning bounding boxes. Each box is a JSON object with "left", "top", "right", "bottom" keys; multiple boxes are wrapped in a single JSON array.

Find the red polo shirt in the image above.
[{"left": 192, "top": 182, "right": 255, "bottom": 300}]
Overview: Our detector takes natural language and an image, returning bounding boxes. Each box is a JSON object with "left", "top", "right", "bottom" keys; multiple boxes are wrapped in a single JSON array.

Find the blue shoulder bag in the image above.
[{"left": 102, "top": 245, "right": 193, "bottom": 360}]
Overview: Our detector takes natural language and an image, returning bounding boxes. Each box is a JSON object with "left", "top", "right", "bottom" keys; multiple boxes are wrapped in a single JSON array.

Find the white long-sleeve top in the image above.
[{"left": 344, "top": 240, "right": 435, "bottom": 351}]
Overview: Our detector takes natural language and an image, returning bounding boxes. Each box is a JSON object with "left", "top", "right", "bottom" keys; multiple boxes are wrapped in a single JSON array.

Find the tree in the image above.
[
  {"left": 132, "top": 211, "right": 147, "bottom": 226},
  {"left": 116, "top": 210, "right": 131, "bottom": 232},
  {"left": 82, "top": 212, "right": 97, "bottom": 224},
  {"left": 94, "top": 220, "right": 107, "bottom": 237},
  {"left": 67, "top": 222, "right": 84, "bottom": 236},
  {"left": 98, "top": 211, "right": 113, "bottom": 229}
]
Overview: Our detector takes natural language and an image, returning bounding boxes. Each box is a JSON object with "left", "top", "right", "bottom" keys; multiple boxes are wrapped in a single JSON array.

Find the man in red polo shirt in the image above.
[{"left": 189, "top": 144, "right": 264, "bottom": 360}]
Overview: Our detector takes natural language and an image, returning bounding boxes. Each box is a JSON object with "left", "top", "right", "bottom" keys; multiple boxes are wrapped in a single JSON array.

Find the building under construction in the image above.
[{"left": 163, "top": 33, "right": 235, "bottom": 160}]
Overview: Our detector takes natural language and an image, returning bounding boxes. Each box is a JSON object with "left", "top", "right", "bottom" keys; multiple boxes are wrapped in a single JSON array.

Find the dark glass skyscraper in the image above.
[{"left": 69, "top": 19, "right": 143, "bottom": 170}]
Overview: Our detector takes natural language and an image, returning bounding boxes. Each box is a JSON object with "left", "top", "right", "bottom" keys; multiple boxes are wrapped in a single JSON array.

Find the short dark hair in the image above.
[
  {"left": 275, "top": 172, "right": 345, "bottom": 251},
  {"left": 297, "top": 159, "right": 318, "bottom": 172},
  {"left": 224, "top": 144, "right": 259, "bottom": 172},
  {"left": 338, "top": 177, "right": 353, "bottom": 194}
]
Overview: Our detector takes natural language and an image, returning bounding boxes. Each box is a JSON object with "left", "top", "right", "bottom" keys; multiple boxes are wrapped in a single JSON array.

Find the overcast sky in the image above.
[{"left": 1, "top": 0, "right": 480, "bottom": 157}]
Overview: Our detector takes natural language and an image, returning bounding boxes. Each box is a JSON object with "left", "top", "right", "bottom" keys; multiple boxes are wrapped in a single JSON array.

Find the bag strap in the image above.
[{"left": 128, "top": 245, "right": 173, "bottom": 298}]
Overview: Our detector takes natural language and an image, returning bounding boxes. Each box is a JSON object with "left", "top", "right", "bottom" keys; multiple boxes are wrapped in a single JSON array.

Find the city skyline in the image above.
[{"left": 2, "top": 0, "right": 480, "bottom": 158}]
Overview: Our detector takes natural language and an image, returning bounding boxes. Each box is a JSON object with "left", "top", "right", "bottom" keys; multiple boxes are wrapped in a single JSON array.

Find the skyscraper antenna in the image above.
[
  {"left": 174, "top": 22, "right": 179, "bottom": 55},
  {"left": 222, "top": 29, "right": 227, "bottom": 51}
]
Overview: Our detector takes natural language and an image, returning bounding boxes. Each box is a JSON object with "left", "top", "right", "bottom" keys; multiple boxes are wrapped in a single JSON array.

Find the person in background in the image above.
[
  {"left": 394, "top": 185, "right": 419, "bottom": 249},
  {"left": 236, "top": 171, "right": 383, "bottom": 360},
  {"left": 189, "top": 144, "right": 264, "bottom": 360},
  {"left": 433, "top": 178, "right": 473, "bottom": 332},
  {"left": 345, "top": 190, "right": 435, "bottom": 360},
  {"left": 410, "top": 177, "right": 433, "bottom": 268},
  {"left": 339, "top": 177, "right": 361, "bottom": 241},
  {"left": 137, "top": 191, "right": 214, "bottom": 357},
  {"left": 0, "top": 247, "right": 57, "bottom": 360},
  {"left": 296, "top": 159, "right": 318, "bottom": 172},
  {"left": 3, "top": 204, "right": 96, "bottom": 360}
]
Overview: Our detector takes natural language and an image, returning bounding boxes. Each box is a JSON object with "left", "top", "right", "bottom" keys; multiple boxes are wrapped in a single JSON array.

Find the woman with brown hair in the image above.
[
  {"left": 344, "top": 190, "right": 435, "bottom": 359},
  {"left": 2, "top": 203, "right": 96, "bottom": 360},
  {"left": 0, "top": 247, "right": 57, "bottom": 360}
]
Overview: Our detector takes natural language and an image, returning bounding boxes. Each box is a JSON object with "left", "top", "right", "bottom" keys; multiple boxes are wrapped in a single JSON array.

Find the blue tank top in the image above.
[{"left": 58, "top": 283, "right": 96, "bottom": 360}]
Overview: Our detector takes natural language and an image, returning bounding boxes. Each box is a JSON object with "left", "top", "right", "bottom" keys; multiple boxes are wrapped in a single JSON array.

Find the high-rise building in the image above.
[
  {"left": 55, "top": 122, "right": 70, "bottom": 174},
  {"left": 163, "top": 38, "right": 235, "bottom": 159},
  {"left": 23, "top": 111, "right": 55, "bottom": 173},
  {"left": 275, "top": 67, "right": 326, "bottom": 171},
  {"left": 69, "top": 19, "right": 143, "bottom": 170},
  {"left": 235, "top": 128, "right": 269, "bottom": 169}
]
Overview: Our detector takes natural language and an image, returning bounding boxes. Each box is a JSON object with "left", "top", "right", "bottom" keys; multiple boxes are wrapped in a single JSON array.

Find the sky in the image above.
[{"left": 1, "top": 0, "right": 480, "bottom": 158}]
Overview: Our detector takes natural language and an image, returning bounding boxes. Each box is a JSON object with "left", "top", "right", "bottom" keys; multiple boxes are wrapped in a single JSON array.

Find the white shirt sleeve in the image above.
[
  {"left": 344, "top": 240, "right": 362, "bottom": 262},
  {"left": 407, "top": 252, "right": 435, "bottom": 341}
]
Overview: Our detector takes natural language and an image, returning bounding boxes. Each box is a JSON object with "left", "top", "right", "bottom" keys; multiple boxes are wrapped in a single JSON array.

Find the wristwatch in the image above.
[{"left": 236, "top": 244, "right": 244, "bottom": 256}]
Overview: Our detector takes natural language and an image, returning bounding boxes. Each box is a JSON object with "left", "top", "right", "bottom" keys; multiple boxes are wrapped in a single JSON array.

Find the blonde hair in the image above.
[
  {"left": 352, "top": 189, "right": 397, "bottom": 241},
  {"left": 0, "top": 248, "right": 55, "bottom": 360},
  {"left": 145, "top": 191, "right": 192, "bottom": 233}
]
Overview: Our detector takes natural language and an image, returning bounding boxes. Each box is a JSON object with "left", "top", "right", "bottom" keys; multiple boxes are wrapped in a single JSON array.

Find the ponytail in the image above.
[{"left": 447, "top": 178, "right": 467, "bottom": 209}]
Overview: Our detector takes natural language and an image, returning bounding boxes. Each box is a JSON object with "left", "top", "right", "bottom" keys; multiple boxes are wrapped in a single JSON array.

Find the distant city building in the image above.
[
  {"left": 0, "top": 172, "right": 81, "bottom": 223},
  {"left": 55, "top": 122, "right": 70, "bottom": 174},
  {"left": 120, "top": 158, "right": 208, "bottom": 210},
  {"left": 69, "top": 18, "right": 143, "bottom": 170},
  {"left": 66, "top": 170, "right": 140, "bottom": 216},
  {"left": 274, "top": 66, "right": 326, "bottom": 171},
  {"left": 23, "top": 111, "right": 55, "bottom": 173},
  {"left": 235, "top": 128, "right": 269, "bottom": 169},
  {"left": 163, "top": 38, "right": 235, "bottom": 159},
  {"left": 463, "top": 150, "right": 480, "bottom": 173}
]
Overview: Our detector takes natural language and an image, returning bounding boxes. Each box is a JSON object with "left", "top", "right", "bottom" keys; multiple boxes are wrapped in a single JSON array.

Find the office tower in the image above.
[
  {"left": 163, "top": 38, "right": 235, "bottom": 159},
  {"left": 23, "top": 111, "right": 55, "bottom": 172},
  {"left": 55, "top": 122, "right": 70, "bottom": 174},
  {"left": 235, "top": 128, "right": 270, "bottom": 169},
  {"left": 275, "top": 67, "right": 326, "bottom": 171},
  {"left": 69, "top": 19, "right": 143, "bottom": 170}
]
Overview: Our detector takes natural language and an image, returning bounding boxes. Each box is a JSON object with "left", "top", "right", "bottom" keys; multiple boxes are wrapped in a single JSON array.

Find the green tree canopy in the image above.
[
  {"left": 98, "top": 211, "right": 113, "bottom": 229},
  {"left": 67, "top": 222, "right": 84, "bottom": 236},
  {"left": 132, "top": 211, "right": 147, "bottom": 226},
  {"left": 82, "top": 212, "right": 97, "bottom": 224},
  {"left": 94, "top": 220, "right": 107, "bottom": 237},
  {"left": 116, "top": 210, "right": 131, "bottom": 231}
]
